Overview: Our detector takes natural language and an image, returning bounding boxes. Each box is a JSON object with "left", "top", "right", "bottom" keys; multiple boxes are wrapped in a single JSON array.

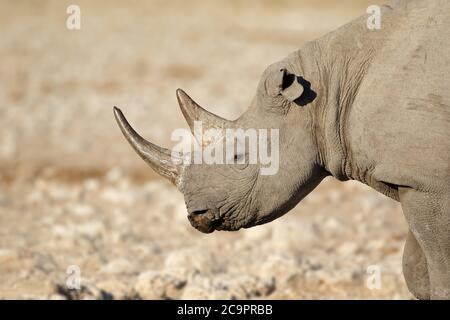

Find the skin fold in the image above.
[{"left": 114, "top": 0, "right": 450, "bottom": 299}]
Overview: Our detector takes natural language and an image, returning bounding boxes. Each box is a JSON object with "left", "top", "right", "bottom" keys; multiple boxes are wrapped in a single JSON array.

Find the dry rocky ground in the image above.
[
  {"left": 0, "top": 168, "right": 411, "bottom": 299},
  {"left": 0, "top": 0, "right": 414, "bottom": 299}
]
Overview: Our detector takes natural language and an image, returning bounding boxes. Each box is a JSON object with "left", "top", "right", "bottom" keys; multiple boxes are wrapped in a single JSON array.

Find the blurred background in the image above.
[{"left": 0, "top": 0, "right": 411, "bottom": 299}]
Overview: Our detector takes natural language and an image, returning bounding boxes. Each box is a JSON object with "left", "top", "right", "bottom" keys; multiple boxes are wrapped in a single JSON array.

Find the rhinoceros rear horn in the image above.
[
  {"left": 113, "top": 107, "right": 181, "bottom": 187},
  {"left": 176, "top": 89, "right": 230, "bottom": 133}
]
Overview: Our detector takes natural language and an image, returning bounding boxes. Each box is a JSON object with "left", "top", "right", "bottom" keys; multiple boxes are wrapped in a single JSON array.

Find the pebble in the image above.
[{"left": 135, "top": 271, "right": 186, "bottom": 299}]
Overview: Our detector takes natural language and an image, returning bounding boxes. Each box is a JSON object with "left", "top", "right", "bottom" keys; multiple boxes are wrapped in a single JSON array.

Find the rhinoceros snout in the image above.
[{"left": 187, "top": 209, "right": 222, "bottom": 234}]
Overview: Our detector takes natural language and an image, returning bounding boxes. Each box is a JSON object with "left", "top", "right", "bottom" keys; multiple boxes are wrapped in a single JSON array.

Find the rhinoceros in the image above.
[{"left": 113, "top": 0, "right": 450, "bottom": 299}]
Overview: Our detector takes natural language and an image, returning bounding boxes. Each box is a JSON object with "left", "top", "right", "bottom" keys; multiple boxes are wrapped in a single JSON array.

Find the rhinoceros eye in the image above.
[{"left": 232, "top": 152, "right": 248, "bottom": 165}]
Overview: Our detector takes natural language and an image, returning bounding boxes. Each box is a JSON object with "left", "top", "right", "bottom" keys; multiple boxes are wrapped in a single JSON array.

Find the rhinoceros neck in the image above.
[{"left": 288, "top": 11, "right": 395, "bottom": 181}]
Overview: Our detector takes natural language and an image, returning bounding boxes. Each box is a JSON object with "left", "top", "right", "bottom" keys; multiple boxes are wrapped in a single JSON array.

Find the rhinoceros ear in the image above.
[{"left": 280, "top": 69, "right": 304, "bottom": 102}]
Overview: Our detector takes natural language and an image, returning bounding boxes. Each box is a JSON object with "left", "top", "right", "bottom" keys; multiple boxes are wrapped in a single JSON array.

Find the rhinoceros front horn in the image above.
[
  {"left": 176, "top": 89, "right": 230, "bottom": 132},
  {"left": 113, "top": 107, "right": 181, "bottom": 186}
]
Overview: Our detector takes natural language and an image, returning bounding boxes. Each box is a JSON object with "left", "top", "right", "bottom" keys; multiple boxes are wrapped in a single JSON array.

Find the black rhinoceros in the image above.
[{"left": 114, "top": 0, "right": 450, "bottom": 299}]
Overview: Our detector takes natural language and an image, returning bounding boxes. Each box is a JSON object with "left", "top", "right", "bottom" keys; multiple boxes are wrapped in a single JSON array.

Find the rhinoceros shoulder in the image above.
[{"left": 345, "top": 1, "right": 450, "bottom": 192}]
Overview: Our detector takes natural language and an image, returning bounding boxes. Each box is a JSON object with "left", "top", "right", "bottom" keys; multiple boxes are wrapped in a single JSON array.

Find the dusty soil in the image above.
[{"left": 0, "top": 0, "right": 413, "bottom": 299}]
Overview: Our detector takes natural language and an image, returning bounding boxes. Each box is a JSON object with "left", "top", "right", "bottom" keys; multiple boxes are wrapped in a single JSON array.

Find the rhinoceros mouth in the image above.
[{"left": 187, "top": 209, "right": 223, "bottom": 234}]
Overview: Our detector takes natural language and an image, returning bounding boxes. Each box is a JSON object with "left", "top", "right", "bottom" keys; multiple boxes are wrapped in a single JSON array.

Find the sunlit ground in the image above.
[{"left": 0, "top": 0, "right": 412, "bottom": 299}]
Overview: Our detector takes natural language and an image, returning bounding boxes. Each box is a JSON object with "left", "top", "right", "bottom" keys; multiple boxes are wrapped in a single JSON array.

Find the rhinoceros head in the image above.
[{"left": 114, "top": 62, "right": 325, "bottom": 233}]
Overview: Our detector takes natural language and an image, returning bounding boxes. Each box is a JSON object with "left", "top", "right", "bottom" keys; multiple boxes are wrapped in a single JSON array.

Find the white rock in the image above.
[
  {"left": 259, "top": 253, "right": 299, "bottom": 283},
  {"left": 135, "top": 271, "right": 185, "bottom": 299},
  {"left": 51, "top": 225, "right": 74, "bottom": 237},
  {"left": 83, "top": 179, "right": 100, "bottom": 191},
  {"left": 0, "top": 249, "right": 19, "bottom": 265},
  {"left": 337, "top": 242, "right": 359, "bottom": 256},
  {"left": 100, "top": 258, "right": 133, "bottom": 274},
  {"left": 75, "top": 221, "right": 105, "bottom": 237},
  {"left": 26, "top": 190, "right": 43, "bottom": 204},
  {"left": 164, "top": 248, "right": 216, "bottom": 279},
  {"left": 105, "top": 167, "right": 123, "bottom": 183},
  {"left": 101, "top": 187, "right": 134, "bottom": 205},
  {"left": 69, "top": 204, "right": 94, "bottom": 217}
]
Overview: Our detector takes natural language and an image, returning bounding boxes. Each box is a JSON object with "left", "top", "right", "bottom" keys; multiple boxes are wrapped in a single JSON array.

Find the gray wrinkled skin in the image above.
[{"left": 115, "top": 0, "right": 450, "bottom": 299}]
